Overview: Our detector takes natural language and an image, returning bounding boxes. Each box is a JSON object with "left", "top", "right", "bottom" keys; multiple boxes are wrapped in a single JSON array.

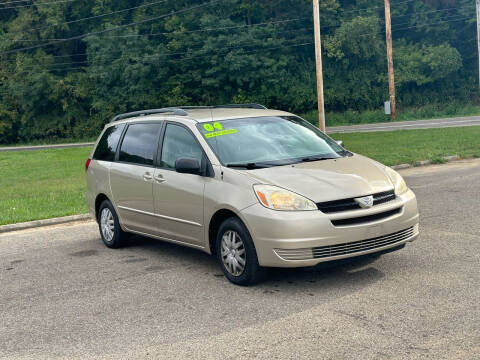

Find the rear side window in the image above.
[
  {"left": 119, "top": 123, "right": 162, "bottom": 166},
  {"left": 93, "top": 124, "right": 125, "bottom": 162}
]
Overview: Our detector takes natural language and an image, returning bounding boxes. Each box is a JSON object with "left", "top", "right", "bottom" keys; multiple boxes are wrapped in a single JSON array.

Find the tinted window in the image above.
[
  {"left": 93, "top": 124, "right": 125, "bottom": 162},
  {"left": 119, "top": 123, "right": 162, "bottom": 166},
  {"left": 160, "top": 124, "right": 203, "bottom": 169}
]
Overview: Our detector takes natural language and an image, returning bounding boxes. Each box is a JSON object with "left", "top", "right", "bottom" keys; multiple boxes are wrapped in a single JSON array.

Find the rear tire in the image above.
[
  {"left": 97, "top": 200, "right": 128, "bottom": 248},
  {"left": 215, "top": 217, "right": 264, "bottom": 286}
]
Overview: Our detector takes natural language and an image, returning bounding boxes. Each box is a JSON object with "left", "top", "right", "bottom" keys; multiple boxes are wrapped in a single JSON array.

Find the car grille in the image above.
[
  {"left": 274, "top": 226, "right": 416, "bottom": 261},
  {"left": 331, "top": 207, "right": 402, "bottom": 227},
  {"left": 316, "top": 190, "right": 396, "bottom": 213}
]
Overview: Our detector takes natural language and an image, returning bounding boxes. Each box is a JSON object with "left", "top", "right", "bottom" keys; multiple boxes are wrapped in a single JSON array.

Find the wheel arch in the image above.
[
  {"left": 208, "top": 208, "right": 242, "bottom": 256},
  {"left": 95, "top": 193, "right": 110, "bottom": 220}
]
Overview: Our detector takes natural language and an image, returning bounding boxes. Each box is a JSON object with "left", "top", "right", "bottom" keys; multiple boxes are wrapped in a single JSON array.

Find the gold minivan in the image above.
[{"left": 86, "top": 105, "right": 419, "bottom": 285}]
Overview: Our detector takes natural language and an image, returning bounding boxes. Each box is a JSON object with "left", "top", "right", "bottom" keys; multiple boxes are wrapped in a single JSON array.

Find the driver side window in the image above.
[{"left": 160, "top": 124, "right": 204, "bottom": 169}]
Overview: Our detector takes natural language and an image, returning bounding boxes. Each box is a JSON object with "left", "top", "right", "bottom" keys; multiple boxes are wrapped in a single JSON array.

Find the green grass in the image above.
[
  {"left": 1, "top": 126, "right": 479, "bottom": 226},
  {"left": 332, "top": 126, "right": 480, "bottom": 166},
  {"left": 0, "top": 147, "right": 91, "bottom": 225},
  {"left": 302, "top": 102, "right": 480, "bottom": 127}
]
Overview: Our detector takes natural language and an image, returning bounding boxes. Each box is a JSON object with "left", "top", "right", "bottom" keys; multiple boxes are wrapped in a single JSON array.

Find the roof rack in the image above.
[
  {"left": 110, "top": 104, "right": 268, "bottom": 123},
  {"left": 180, "top": 104, "right": 268, "bottom": 110},
  {"left": 110, "top": 108, "right": 188, "bottom": 122}
]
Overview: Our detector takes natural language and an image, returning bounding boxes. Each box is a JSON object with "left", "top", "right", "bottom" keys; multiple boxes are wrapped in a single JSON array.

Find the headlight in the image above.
[
  {"left": 385, "top": 167, "right": 408, "bottom": 195},
  {"left": 253, "top": 184, "right": 317, "bottom": 211}
]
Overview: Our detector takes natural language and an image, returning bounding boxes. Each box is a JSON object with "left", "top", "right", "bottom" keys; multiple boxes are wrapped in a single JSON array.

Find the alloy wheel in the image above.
[
  {"left": 100, "top": 207, "right": 115, "bottom": 242},
  {"left": 220, "top": 230, "right": 246, "bottom": 276}
]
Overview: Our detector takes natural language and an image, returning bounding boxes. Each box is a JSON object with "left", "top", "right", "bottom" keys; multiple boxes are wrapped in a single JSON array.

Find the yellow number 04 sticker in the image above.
[{"left": 203, "top": 122, "right": 237, "bottom": 138}]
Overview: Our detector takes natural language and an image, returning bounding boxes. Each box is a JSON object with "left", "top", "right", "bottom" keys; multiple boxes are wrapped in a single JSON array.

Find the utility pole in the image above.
[
  {"left": 384, "top": 0, "right": 396, "bottom": 119},
  {"left": 476, "top": 0, "right": 480, "bottom": 88},
  {"left": 313, "top": 0, "right": 326, "bottom": 132}
]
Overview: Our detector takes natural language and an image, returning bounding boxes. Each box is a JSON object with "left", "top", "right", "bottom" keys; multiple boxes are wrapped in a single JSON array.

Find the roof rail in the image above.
[
  {"left": 180, "top": 104, "right": 268, "bottom": 110},
  {"left": 217, "top": 104, "right": 268, "bottom": 110},
  {"left": 110, "top": 108, "right": 188, "bottom": 122}
]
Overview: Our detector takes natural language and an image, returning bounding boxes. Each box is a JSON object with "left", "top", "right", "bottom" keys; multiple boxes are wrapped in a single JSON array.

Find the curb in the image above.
[
  {"left": 391, "top": 155, "right": 461, "bottom": 170},
  {"left": 0, "top": 214, "right": 92, "bottom": 234}
]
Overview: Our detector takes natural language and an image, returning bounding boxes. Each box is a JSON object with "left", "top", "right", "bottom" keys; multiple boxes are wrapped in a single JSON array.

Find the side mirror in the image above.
[
  {"left": 175, "top": 158, "right": 201, "bottom": 175},
  {"left": 336, "top": 140, "right": 344, "bottom": 148}
]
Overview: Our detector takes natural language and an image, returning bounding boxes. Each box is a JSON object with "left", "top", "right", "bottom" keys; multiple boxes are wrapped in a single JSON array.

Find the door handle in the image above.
[
  {"left": 143, "top": 172, "right": 153, "bottom": 181},
  {"left": 154, "top": 174, "right": 166, "bottom": 183}
]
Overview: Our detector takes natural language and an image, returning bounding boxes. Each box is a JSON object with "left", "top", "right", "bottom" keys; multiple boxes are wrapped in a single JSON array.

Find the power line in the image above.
[
  {"left": 3, "top": 20, "right": 308, "bottom": 65},
  {"left": 0, "top": 0, "right": 223, "bottom": 56},
  {"left": 392, "top": 4, "right": 475, "bottom": 19},
  {"left": 355, "top": 14, "right": 476, "bottom": 38},
  {"left": 319, "top": 5, "right": 476, "bottom": 37},
  {"left": 393, "top": 11, "right": 474, "bottom": 28},
  {"left": 4, "top": 0, "right": 169, "bottom": 37},
  {"left": 337, "top": 1, "right": 473, "bottom": 25},
  {"left": 0, "top": 0, "right": 37, "bottom": 5},
  {"left": 3, "top": 1, "right": 472, "bottom": 42},
  {"left": 314, "top": 11, "right": 476, "bottom": 39},
  {"left": 0, "top": 37, "right": 314, "bottom": 75},
  {"left": 18, "top": 34, "right": 313, "bottom": 71},
  {"left": 0, "top": 11, "right": 470, "bottom": 66},
  {"left": 0, "top": 1, "right": 475, "bottom": 74},
  {"left": 340, "top": 0, "right": 417, "bottom": 14},
  {"left": 5, "top": 17, "right": 307, "bottom": 42},
  {"left": 10, "top": 4, "right": 462, "bottom": 45},
  {"left": 0, "top": 0, "right": 426, "bottom": 38},
  {"left": 394, "top": 15, "right": 476, "bottom": 32},
  {"left": 1, "top": 5, "right": 473, "bottom": 61},
  {"left": 1, "top": 36, "right": 311, "bottom": 73},
  {"left": 0, "top": 0, "right": 77, "bottom": 11}
]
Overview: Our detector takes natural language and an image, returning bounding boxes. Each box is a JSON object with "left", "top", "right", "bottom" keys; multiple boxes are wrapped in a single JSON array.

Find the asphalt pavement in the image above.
[
  {"left": 1, "top": 160, "right": 479, "bottom": 359},
  {"left": 1, "top": 115, "right": 480, "bottom": 152},
  {"left": 327, "top": 115, "right": 480, "bottom": 133}
]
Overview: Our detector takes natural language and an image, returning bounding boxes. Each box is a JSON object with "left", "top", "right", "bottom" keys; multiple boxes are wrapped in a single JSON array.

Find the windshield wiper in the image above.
[
  {"left": 226, "top": 163, "right": 272, "bottom": 170},
  {"left": 300, "top": 156, "right": 337, "bottom": 163}
]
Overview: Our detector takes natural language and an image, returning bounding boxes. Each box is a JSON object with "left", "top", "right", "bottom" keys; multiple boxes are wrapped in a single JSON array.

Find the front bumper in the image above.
[{"left": 240, "top": 189, "right": 419, "bottom": 267}]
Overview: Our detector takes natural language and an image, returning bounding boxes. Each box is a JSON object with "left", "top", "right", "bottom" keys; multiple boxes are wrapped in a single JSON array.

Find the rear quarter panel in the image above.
[{"left": 86, "top": 160, "right": 113, "bottom": 220}]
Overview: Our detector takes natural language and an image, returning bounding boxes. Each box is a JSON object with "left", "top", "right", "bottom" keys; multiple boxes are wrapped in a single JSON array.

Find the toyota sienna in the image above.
[{"left": 85, "top": 105, "right": 419, "bottom": 285}]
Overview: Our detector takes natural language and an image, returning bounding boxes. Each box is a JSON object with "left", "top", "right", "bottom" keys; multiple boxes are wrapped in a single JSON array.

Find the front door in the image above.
[
  {"left": 153, "top": 123, "right": 206, "bottom": 245},
  {"left": 110, "top": 122, "right": 162, "bottom": 235}
]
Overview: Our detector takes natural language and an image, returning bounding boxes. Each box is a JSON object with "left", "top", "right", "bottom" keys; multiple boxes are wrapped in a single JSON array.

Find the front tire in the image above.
[
  {"left": 215, "top": 217, "right": 264, "bottom": 286},
  {"left": 97, "top": 200, "right": 128, "bottom": 248}
]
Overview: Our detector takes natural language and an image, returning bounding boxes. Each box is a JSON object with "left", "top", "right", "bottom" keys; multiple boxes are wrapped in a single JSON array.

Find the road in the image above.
[
  {"left": 1, "top": 160, "right": 479, "bottom": 359},
  {"left": 327, "top": 115, "right": 480, "bottom": 133},
  {"left": 1, "top": 116, "right": 480, "bottom": 152}
]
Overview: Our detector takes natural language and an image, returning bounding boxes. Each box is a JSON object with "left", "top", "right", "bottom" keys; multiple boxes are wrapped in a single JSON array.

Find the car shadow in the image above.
[
  {"left": 120, "top": 234, "right": 215, "bottom": 268},
  {"left": 263, "top": 255, "right": 385, "bottom": 288},
  {"left": 120, "top": 234, "right": 386, "bottom": 291}
]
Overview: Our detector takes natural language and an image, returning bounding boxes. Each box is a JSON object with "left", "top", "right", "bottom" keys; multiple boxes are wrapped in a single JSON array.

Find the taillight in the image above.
[{"left": 85, "top": 158, "right": 92, "bottom": 172}]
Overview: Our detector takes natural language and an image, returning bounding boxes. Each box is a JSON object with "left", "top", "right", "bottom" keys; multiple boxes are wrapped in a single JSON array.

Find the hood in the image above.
[{"left": 237, "top": 154, "right": 394, "bottom": 203}]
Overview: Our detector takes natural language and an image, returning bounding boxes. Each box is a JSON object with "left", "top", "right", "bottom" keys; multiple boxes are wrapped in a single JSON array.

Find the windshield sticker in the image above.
[
  {"left": 213, "top": 122, "right": 223, "bottom": 131},
  {"left": 203, "top": 124, "right": 214, "bottom": 132},
  {"left": 204, "top": 129, "right": 238, "bottom": 138}
]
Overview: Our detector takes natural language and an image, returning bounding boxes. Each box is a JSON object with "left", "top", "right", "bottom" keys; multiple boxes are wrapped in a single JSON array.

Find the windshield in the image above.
[{"left": 196, "top": 116, "right": 348, "bottom": 168}]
